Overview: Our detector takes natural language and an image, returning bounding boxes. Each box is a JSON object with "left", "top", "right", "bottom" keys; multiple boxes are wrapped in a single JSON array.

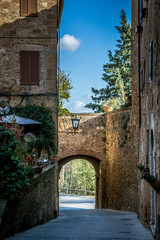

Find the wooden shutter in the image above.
[
  {"left": 21, "top": 0, "right": 38, "bottom": 17},
  {"left": 28, "top": 0, "right": 38, "bottom": 16},
  {"left": 20, "top": 51, "right": 39, "bottom": 85},
  {"left": 21, "top": 0, "right": 28, "bottom": 16},
  {"left": 30, "top": 52, "right": 39, "bottom": 84},
  {"left": 20, "top": 51, "right": 29, "bottom": 84}
]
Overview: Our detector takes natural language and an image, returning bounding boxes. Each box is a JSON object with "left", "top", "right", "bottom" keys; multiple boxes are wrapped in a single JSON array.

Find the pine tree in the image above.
[{"left": 85, "top": 9, "right": 131, "bottom": 112}]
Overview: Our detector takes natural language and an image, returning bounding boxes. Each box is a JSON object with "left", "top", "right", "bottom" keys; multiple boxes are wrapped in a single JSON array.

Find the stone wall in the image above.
[
  {"left": 0, "top": 0, "right": 60, "bottom": 123},
  {"left": 0, "top": 165, "right": 58, "bottom": 239},
  {"left": 58, "top": 113, "right": 106, "bottom": 161},
  {"left": 57, "top": 111, "right": 138, "bottom": 212},
  {"left": 132, "top": 0, "right": 160, "bottom": 236},
  {"left": 57, "top": 113, "right": 106, "bottom": 209},
  {"left": 104, "top": 108, "right": 138, "bottom": 212}
]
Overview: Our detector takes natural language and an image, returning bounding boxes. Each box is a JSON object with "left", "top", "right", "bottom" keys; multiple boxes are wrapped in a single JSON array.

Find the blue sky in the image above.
[{"left": 59, "top": 0, "right": 131, "bottom": 113}]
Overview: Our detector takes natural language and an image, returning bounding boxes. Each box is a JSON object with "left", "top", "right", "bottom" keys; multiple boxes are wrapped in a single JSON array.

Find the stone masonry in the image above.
[
  {"left": 105, "top": 108, "right": 138, "bottom": 212},
  {"left": 57, "top": 113, "right": 106, "bottom": 209},
  {"left": 0, "top": 0, "right": 64, "bottom": 124},
  {"left": 57, "top": 111, "right": 138, "bottom": 212},
  {"left": 0, "top": 1, "right": 63, "bottom": 238},
  {"left": 132, "top": 0, "right": 160, "bottom": 238},
  {"left": 0, "top": 165, "right": 58, "bottom": 239}
]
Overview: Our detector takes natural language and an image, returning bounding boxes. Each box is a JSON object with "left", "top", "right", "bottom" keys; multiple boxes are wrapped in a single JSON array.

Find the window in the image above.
[
  {"left": 20, "top": 51, "right": 39, "bottom": 85},
  {"left": 145, "top": 0, "right": 148, "bottom": 7},
  {"left": 149, "top": 41, "right": 153, "bottom": 83},
  {"left": 139, "top": 0, "right": 143, "bottom": 24},
  {"left": 20, "top": 0, "right": 38, "bottom": 17},
  {"left": 146, "top": 130, "right": 149, "bottom": 165},
  {"left": 143, "top": 59, "right": 146, "bottom": 89}
]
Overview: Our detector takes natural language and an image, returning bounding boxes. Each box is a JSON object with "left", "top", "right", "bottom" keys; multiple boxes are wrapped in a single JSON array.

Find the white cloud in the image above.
[
  {"left": 64, "top": 101, "right": 93, "bottom": 113},
  {"left": 60, "top": 34, "right": 81, "bottom": 52},
  {"left": 74, "top": 101, "right": 85, "bottom": 111}
]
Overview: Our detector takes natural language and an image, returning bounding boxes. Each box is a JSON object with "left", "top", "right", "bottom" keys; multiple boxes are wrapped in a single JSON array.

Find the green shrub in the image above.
[
  {"left": 10, "top": 105, "right": 57, "bottom": 156},
  {"left": 0, "top": 126, "right": 29, "bottom": 199}
]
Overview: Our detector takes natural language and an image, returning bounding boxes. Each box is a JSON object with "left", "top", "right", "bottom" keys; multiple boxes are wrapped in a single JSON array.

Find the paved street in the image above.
[
  {"left": 59, "top": 193, "right": 95, "bottom": 210},
  {"left": 6, "top": 194, "right": 153, "bottom": 240}
]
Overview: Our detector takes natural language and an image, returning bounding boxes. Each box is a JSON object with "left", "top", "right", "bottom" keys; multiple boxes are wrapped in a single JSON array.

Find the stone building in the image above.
[
  {"left": 0, "top": 1, "right": 64, "bottom": 237},
  {"left": 0, "top": 0, "right": 64, "bottom": 125},
  {"left": 132, "top": 0, "right": 160, "bottom": 238}
]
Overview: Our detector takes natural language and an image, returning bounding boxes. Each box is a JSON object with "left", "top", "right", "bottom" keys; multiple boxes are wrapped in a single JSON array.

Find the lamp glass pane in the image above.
[{"left": 72, "top": 119, "right": 80, "bottom": 129}]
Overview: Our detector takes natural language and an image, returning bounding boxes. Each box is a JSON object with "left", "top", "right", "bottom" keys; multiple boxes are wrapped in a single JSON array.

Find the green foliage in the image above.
[
  {"left": 10, "top": 105, "right": 57, "bottom": 156},
  {"left": 0, "top": 126, "right": 29, "bottom": 199},
  {"left": 24, "top": 165, "right": 35, "bottom": 178},
  {"left": 86, "top": 9, "right": 131, "bottom": 112},
  {"left": 58, "top": 70, "right": 73, "bottom": 116},
  {"left": 137, "top": 164, "right": 156, "bottom": 182},
  {"left": 0, "top": 126, "right": 17, "bottom": 164},
  {"left": 59, "top": 159, "right": 95, "bottom": 195}
]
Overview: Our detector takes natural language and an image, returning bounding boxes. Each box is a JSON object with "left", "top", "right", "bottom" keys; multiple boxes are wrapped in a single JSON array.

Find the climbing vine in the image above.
[
  {"left": 10, "top": 105, "right": 57, "bottom": 156},
  {"left": 0, "top": 126, "right": 29, "bottom": 199}
]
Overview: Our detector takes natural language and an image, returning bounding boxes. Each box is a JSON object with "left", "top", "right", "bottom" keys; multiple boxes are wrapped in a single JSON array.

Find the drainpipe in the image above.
[{"left": 57, "top": 0, "right": 61, "bottom": 146}]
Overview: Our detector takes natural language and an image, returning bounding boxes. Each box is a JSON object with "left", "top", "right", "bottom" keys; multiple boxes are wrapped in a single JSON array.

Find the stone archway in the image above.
[{"left": 58, "top": 154, "right": 101, "bottom": 209}]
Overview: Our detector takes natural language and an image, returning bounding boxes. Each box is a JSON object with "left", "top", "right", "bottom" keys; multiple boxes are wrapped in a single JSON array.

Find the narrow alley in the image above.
[{"left": 5, "top": 194, "right": 153, "bottom": 240}]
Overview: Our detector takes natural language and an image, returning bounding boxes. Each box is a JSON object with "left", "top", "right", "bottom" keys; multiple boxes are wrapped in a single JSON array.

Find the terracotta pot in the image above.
[{"left": 149, "top": 180, "right": 160, "bottom": 192}]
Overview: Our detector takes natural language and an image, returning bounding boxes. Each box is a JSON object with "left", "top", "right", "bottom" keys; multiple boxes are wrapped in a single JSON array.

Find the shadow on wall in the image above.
[{"left": 0, "top": 165, "right": 58, "bottom": 240}]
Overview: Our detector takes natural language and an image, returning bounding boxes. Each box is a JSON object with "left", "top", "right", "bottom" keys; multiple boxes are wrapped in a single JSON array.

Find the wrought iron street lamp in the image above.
[{"left": 72, "top": 118, "right": 80, "bottom": 130}]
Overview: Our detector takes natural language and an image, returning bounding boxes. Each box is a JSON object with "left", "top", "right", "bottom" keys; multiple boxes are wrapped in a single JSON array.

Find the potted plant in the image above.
[
  {"left": 35, "top": 161, "right": 43, "bottom": 174},
  {"left": 137, "top": 164, "right": 160, "bottom": 192}
]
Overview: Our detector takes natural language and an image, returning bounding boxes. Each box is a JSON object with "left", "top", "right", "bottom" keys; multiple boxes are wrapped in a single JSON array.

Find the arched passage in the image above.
[{"left": 58, "top": 155, "right": 101, "bottom": 209}]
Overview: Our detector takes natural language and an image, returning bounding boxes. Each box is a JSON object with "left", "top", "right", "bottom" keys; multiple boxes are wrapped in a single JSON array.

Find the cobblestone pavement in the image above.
[{"left": 6, "top": 194, "right": 153, "bottom": 240}]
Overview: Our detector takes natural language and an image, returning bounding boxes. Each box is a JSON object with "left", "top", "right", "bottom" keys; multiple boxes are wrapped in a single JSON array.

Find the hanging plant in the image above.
[{"left": 137, "top": 164, "right": 160, "bottom": 192}]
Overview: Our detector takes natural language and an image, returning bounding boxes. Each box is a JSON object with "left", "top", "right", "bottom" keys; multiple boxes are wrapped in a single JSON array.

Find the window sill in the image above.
[{"left": 20, "top": 83, "right": 40, "bottom": 86}]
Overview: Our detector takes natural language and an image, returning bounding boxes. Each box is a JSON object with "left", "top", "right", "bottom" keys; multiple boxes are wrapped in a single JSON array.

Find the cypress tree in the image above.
[{"left": 85, "top": 9, "right": 131, "bottom": 112}]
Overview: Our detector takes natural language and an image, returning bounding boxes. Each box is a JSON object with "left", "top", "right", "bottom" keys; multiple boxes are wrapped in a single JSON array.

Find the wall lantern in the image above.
[{"left": 72, "top": 118, "right": 80, "bottom": 130}]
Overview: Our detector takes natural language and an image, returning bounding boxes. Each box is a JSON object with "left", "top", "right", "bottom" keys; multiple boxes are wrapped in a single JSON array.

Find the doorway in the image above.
[{"left": 150, "top": 114, "right": 156, "bottom": 235}]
